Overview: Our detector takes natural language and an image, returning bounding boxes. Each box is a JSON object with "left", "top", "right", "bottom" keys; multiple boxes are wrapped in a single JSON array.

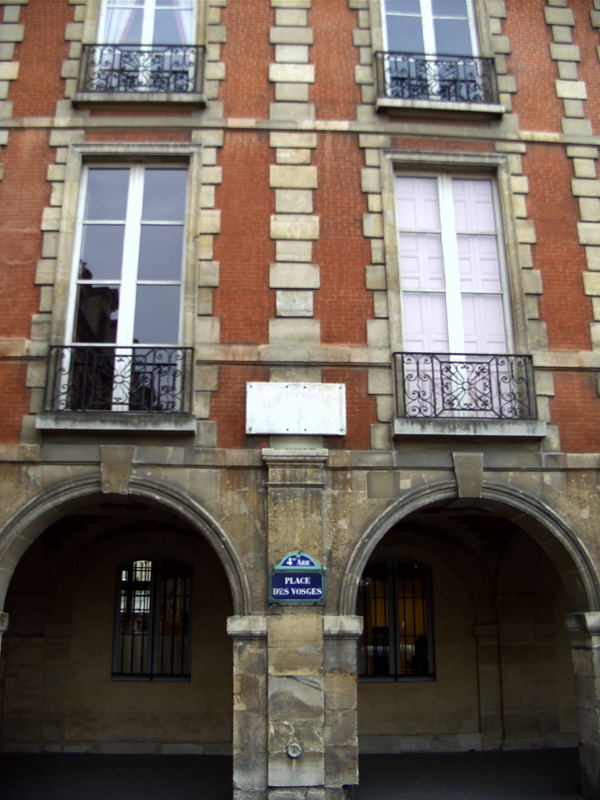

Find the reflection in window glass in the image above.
[
  {"left": 85, "top": 169, "right": 129, "bottom": 220},
  {"left": 142, "top": 169, "right": 187, "bottom": 221},
  {"left": 134, "top": 285, "right": 180, "bottom": 343}
]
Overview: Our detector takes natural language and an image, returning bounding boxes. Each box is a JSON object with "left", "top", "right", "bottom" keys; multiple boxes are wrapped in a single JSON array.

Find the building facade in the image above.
[{"left": 0, "top": 1, "right": 599, "bottom": 798}]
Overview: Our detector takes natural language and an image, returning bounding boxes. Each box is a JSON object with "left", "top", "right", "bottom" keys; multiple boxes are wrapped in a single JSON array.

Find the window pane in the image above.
[
  {"left": 73, "top": 284, "right": 119, "bottom": 343},
  {"left": 462, "top": 294, "right": 507, "bottom": 353},
  {"left": 80, "top": 225, "right": 125, "bottom": 281},
  {"left": 434, "top": 18, "right": 472, "bottom": 55},
  {"left": 385, "top": 0, "right": 421, "bottom": 12},
  {"left": 134, "top": 285, "right": 180, "bottom": 343},
  {"left": 402, "top": 292, "right": 449, "bottom": 351},
  {"left": 153, "top": 2, "right": 194, "bottom": 44},
  {"left": 458, "top": 235, "right": 501, "bottom": 292},
  {"left": 138, "top": 225, "right": 183, "bottom": 280},
  {"left": 397, "top": 176, "right": 440, "bottom": 230},
  {"left": 142, "top": 169, "right": 187, "bottom": 220},
  {"left": 386, "top": 16, "right": 424, "bottom": 52},
  {"left": 432, "top": 0, "right": 468, "bottom": 16},
  {"left": 400, "top": 234, "right": 444, "bottom": 290},
  {"left": 101, "top": 2, "right": 144, "bottom": 44},
  {"left": 85, "top": 169, "right": 129, "bottom": 220},
  {"left": 452, "top": 179, "right": 496, "bottom": 233}
]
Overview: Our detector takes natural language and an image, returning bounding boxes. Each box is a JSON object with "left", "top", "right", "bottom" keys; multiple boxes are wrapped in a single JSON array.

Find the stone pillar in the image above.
[
  {"left": 566, "top": 612, "right": 600, "bottom": 800},
  {"left": 473, "top": 623, "right": 503, "bottom": 749},
  {"left": 228, "top": 615, "right": 269, "bottom": 800},
  {"left": 261, "top": 448, "right": 359, "bottom": 800},
  {"left": 324, "top": 616, "right": 362, "bottom": 797}
]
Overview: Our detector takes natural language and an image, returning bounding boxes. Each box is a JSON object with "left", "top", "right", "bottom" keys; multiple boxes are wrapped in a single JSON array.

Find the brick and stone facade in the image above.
[{"left": 0, "top": 1, "right": 600, "bottom": 798}]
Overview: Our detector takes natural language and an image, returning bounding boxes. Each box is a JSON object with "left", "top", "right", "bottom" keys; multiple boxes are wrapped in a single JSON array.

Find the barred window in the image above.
[
  {"left": 359, "top": 559, "right": 434, "bottom": 680},
  {"left": 113, "top": 558, "right": 192, "bottom": 679}
]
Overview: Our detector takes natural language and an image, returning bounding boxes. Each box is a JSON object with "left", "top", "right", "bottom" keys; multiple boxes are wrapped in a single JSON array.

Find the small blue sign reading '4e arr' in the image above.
[{"left": 270, "top": 551, "right": 326, "bottom": 604}]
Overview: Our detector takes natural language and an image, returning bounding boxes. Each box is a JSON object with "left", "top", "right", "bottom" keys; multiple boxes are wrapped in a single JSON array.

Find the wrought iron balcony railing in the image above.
[
  {"left": 393, "top": 353, "right": 537, "bottom": 421},
  {"left": 45, "top": 345, "right": 193, "bottom": 414},
  {"left": 374, "top": 51, "right": 499, "bottom": 105},
  {"left": 77, "top": 44, "right": 204, "bottom": 94}
]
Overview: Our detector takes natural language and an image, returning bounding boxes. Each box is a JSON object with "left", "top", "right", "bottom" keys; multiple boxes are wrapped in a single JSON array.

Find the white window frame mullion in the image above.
[
  {"left": 438, "top": 175, "right": 465, "bottom": 353},
  {"left": 141, "top": 0, "right": 156, "bottom": 45},
  {"left": 117, "top": 165, "right": 143, "bottom": 346},
  {"left": 420, "top": 0, "right": 436, "bottom": 55}
]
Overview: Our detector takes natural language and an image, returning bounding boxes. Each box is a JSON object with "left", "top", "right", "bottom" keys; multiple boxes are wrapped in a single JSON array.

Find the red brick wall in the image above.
[
  {"left": 9, "top": 0, "right": 71, "bottom": 117},
  {"left": 506, "top": 0, "right": 563, "bottom": 131},
  {"left": 571, "top": 0, "right": 600, "bottom": 134},
  {"left": 212, "top": 364, "right": 268, "bottom": 450},
  {"left": 311, "top": 0, "right": 361, "bottom": 121},
  {"left": 525, "top": 144, "right": 592, "bottom": 350},
  {"left": 220, "top": 0, "right": 272, "bottom": 119},
  {"left": 551, "top": 371, "right": 600, "bottom": 451},
  {"left": 314, "top": 133, "right": 372, "bottom": 345},
  {"left": 213, "top": 130, "right": 273, "bottom": 344},
  {"left": 0, "top": 364, "right": 28, "bottom": 442}
]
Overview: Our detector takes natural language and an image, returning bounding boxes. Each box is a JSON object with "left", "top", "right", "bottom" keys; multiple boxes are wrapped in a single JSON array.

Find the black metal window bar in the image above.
[
  {"left": 113, "top": 558, "right": 192, "bottom": 680},
  {"left": 374, "top": 51, "right": 498, "bottom": 105},
  {"left": 359, "top": 560, "right": 434, "bottom": 680},
  {"left": 78, "top": 44, "right": 204, "bottom": 93},
  {"left": 45, "top": 345, "right": 193, "bottom": 413},
  {"left": 394, "top": 353, "right": 537, "bottom": 420}
]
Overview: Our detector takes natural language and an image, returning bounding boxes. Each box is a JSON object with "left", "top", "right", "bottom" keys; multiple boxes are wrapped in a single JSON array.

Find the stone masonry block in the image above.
[
  {"left": 270, "top": 131, "right": 317, "bottom": 149},
  {"left": 269, "top": 26, "right": 314, "bottom": 45},
  {"left": 270, "top": 263, "right": 320, "bottom": 289},
  {"left": 275, "top": 44, "right": 309, "bottom": 63},
  {"left": 572, "top": 179, "right": 600, "bottom": 197},
  {"left": 275, "top": 82, "right": 309, "bottom": 101},
  {"left": 550, "top": 43, "right": 580, "bottom": 61},
  {"left": 276, "top": 289, "right": 313, "bottom": 317},
  {"left": 583, "top": 272, "right": 600, "bottom": 295},
  {"left": 275, "top": 189, "right": 313, "bottom": 213},
  {"left": 276, "top": 240, "right": 313, "bottom": 262},
  {"left": 573, "top": 159, "right": 597, "bottom": 179},
  {"left": 579, "top": 198, "right": 600, "bottom": 222},
  {"left": 275, "top": 9, "right": 308, "bottom": 26},
  {"left": 555, "top": 80, "right": 587, "bottom": 100},
  {"left": 578, "top": 222, "right": 600, "bottom": 246},
  {"left": 270, "top": 164, "right": 317, "bottom": 189},
  {"left": 362, "top": 213, "right": 383, "bottom": 238},
  {"left": 545, "top": 7, "right": 574, "bottom": 25},
  {"left": 269, "top": 63, "right": 314, "bottom": 83},
  {"left": 271, "top": 214, "right": 319, "bottom": 240},
  {"left": 0, "top": 23, "right": 23, "bottom": 41},
  {"left": 521, "top": 269, "right": 543, "bottom": 294},
  {"left": 276, "top": 148, "right": 311, "bottom": 165}
]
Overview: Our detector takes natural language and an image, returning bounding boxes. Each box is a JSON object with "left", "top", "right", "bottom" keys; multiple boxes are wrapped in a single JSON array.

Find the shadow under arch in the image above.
[
  {"left": 0, "top": 473, "right": 252, "bottom": 617},
  {"left": 339, "top": 479, "right": 600, "bottom": 617}
]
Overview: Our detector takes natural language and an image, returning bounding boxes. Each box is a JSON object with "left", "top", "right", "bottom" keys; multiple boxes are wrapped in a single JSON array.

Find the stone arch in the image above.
[
  {"left": 0, "top": 473, "right": 251, "bottom": 616},
  {"left": 339, "top": 479, "right": 600, "bottom": 616}
]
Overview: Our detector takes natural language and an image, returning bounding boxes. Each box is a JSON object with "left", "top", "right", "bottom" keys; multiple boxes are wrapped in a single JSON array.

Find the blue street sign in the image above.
[{"left": 270, "top": 551, "right": 326, "bottom": 604}]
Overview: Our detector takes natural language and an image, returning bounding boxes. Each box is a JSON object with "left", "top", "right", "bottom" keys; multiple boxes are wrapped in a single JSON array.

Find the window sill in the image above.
[
  {"left": 36, "top": 412, "right": 196, "bottom": 434},
  {"left": 72, "top": 91, "right": 206, "bottom": 107},
  {"left": 393, "top": 417, "right": 547, "bottom": 438},
  {"left": 375, "top": 97, "right": 505, "bottom": 117}
]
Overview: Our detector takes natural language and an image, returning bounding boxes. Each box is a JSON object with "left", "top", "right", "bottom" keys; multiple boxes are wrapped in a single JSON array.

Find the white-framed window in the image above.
[
  {"left": 69, "top": 164, "right": 187, "bottom": 348},
  {"left": 98, "top": 0, "right": 195, "bottom": 45},
  {"left": 397, "top": 173, "right": 510, "bottom": 355},
  {"left": 59, "top": 164, "right": 189, "bottom": 413},
  {"left": 382, "top": 0, "right": 478, "bottom": 56}
]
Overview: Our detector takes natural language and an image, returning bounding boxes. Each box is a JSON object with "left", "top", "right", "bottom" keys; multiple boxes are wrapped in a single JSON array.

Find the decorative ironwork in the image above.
[
  {"left": 394, "top": 353, "right": 537, "bottom": 420},
  {"left": 45, "top": 345, "right": 193, "bottom": 413},
  {"left": 78, "top": 44, "right": 203, "bottom": 94},
  {"left": 375, "top": 51, "right": 498, "bottom": 105}
]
